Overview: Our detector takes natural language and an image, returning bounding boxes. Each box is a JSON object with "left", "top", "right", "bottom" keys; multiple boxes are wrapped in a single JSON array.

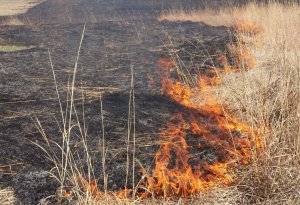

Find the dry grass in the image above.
[
  {"left": 0, "top": 45, "right": 35, "bottom": 52},
  {"left": 36, "top": 26, "right": 136, "bottom": 205},
  {"left": 0, "top": 16, "right": 24, "bottom": 25},
  {"left": 0, "top": 0, "right": 45, "bottom": 16},
  {"left": 0, "top": 188, "right": 16, "bottom": 205},
  {"left": 220, "top": 4, "right": 300, "bottom": 204},
  {"left": 160, "top": 2, "right": 300, "bottom": 205},
  {"left": 159, "top": 9, "right": 233, "bottom": 26}
]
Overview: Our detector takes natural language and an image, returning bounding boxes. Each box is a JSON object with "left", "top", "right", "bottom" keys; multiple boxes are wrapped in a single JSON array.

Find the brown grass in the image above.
[
  {"left": 0, "top": 16, "right": 24, "bottom": 25},
  {"left": 0, "top": 0, "right": 45, "bottom": 17},
  {"left": 160, "top": 2, "right": 300, "bottom": 205},
  {"left": 0, "top": 188, "right": 16, "bottom": 205},
  {"left": 0, "top": 45, "right": 35, "bottom": 52}
]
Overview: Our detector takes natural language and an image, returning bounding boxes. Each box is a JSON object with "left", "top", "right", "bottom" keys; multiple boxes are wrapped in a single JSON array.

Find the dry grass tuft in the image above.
[
  {"left": 0, "top": 45, "right": 35, "bottom": 52},
  {"left": 0, "top": 17, "right": 24, "bottom": 26},
  {"left": 0, "top": 188, "right": 16, "bottom": 205}
]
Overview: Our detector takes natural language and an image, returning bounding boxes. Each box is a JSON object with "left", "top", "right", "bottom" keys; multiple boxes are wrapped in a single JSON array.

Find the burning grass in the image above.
[
  {"left": 158, "top": 1, "right": 300, "bottom": 204},
  {"left": 147, "top": 36, "right": 262, "bottom": 198},
  {"left": 34, "top": 2, "right": 300, "bottom": 204}
]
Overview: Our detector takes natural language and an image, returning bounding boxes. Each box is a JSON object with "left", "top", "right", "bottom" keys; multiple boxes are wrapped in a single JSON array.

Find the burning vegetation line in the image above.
[
  {"left": 146, "top": 72, "right": 260, "bottom": 198},
  {"left": 72, "top": 21, "right": 263, "bottom": 201},
  {"left": 33, "top": 3, "right": 300, "bottom": 204},
  {"left": 36, "top": 12, "right": 263, "bottom": 204}
]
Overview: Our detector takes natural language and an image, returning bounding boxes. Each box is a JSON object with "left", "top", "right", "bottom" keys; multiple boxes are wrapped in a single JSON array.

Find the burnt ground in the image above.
[{"left": 0, "top": 0, "right": 241, "bottom": 204}]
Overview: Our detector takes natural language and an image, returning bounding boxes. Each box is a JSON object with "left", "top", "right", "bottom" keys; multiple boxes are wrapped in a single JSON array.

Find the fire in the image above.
[
  {"left": 217, "top": 55, "right": 232, "bottom": 74},
  {"left": 145, "top": 85, "right": 260, "bottom": 197},
  {"left": 143, "top": 23, "right": 262, "bottom": 197},
  {"left": 234, "top": 22, "right": 262, "bottom": 35},
  {"left": 227, "top": 22, "right": 262, "bottom": 71},
  {"left": 75, "top": 176, "right": 133, "bottom": 200},
  {"left": 227, "top": 44, "right": 256, "bottom": 70},
  {"left": 157, "top": 57, "right": 176, "bottom": 71},
  {"left": 198, "top": 73, "right": 220, "bottom": 88},
  {"left": 76, "top": 176, "right": 103, "bottom": 200},
  {"left": 161, "top": 79, "right": 192, "bottom": 107},
  {"left": 72, "top": 21, "right": 263, "bottom": 201},
  {"left": 141, "top": 112, "right": 238, "bottom": 198}
]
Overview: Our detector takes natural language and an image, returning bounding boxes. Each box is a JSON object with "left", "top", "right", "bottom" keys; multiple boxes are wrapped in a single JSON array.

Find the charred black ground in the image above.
[{"left": 0, "top": 0, "right": 250, "bottom": 204}]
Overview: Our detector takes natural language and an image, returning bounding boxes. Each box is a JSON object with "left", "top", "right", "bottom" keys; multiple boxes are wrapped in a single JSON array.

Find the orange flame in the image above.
[
  {"left": 217, "top": 55, "right": 232, "bottom": 74},
  {"left": 73, "top": 22, "right": 263, "bottom": 201},
  {"left": 157, "top": 57, "right": 176, "bottom": 71},
  {"left": 228, "top": 44, "right": 256, "bottom": 70},
  {"left": 144, "top": 25, "right": 262, "bottom": 197},
  {"left": 147, "top": 82, "right": 261, "bottom": 197},
  {"left": 161, "top": 79, "right": 192, "bottom": 107},
  {"left": 76, "top": 176, "right": 103, "bottom": 200},
  {"left": 234, "top": 22, "right": 262, "bottom": 35}
]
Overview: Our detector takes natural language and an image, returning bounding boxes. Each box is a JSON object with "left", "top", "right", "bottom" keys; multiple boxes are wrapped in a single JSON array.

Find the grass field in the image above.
[{"left": 0, "top": 1, "right": 299, "bottom": 204}]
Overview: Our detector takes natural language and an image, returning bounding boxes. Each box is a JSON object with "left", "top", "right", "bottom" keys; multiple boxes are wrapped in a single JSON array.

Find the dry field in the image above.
[
  {"left": 0, "top": 1, "right": 299, "bottom": 205},
  {"left": 37, "top": 2, "right": 299, "bottom": 205},
  {"left": 82, "top": 3, "right": 300, "bottom": 204}
]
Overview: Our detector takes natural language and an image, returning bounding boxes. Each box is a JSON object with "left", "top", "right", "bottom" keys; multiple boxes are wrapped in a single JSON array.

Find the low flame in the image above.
[
  {"left": 234, "top": 22, "right": 262, "bottom": 35},
  {"left": 140, "top": 23, "right": 262, "bottom": 197},
  {"left": 145, "top": 73, "right": 260, "bottom": 197},
  {"left": 227, "top": 44, "right": 256, "bottom": 70},
  {"left": 73, "top": 21, "right": 263, "bottom": 201},
  {"left": 161, "top": 79, "right": 192, "bottom": 107}
]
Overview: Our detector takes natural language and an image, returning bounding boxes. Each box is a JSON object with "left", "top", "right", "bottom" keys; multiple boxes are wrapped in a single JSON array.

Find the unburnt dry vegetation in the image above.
[
  {"left": 0, "top": 0, "right": 299, "bottom": 204},
  {"left": 159, "top": 2, "right": 300, "bottom": 204},
  {"left": 0, "top": 0, "right": 45, "bottom": 16}
]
